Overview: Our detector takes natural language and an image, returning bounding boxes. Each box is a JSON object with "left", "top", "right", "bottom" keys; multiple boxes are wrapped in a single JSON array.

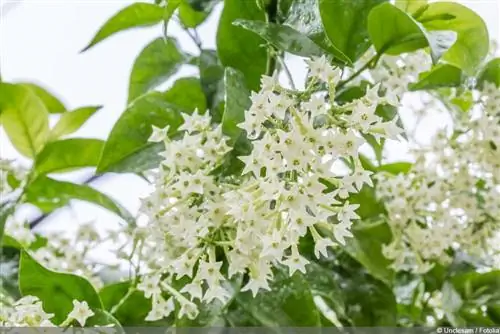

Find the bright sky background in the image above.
[{"left": 0, "top": 0, "right": 499, "bottom": 235}]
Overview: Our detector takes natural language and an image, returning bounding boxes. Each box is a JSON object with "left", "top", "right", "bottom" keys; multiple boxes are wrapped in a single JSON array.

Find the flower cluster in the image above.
[
  {"left": 0, "top": 158, "right": 27, "bottom": 196},
  {"left": 135, "top": 55, "right": 405, "bottom": 320},
  {"left": 0, "top": 296, "right": 94, "bottom": 327},
  {"left": 377, "top": 81, "right": 500, "bottom": 273}
]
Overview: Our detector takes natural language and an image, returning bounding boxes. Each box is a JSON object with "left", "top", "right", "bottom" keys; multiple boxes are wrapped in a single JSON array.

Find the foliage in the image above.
[{"left": 1, "top": 0, "right": 499, "bottom": 328}]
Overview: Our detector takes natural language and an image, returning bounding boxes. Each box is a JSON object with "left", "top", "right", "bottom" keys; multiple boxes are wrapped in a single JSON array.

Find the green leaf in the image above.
[
  {"left": 395, "top": 0, "right": 427, "bottom": 14},
  {"left": 25, "top": 175, "right": 135, "bottom": 224},
  {"left": 128, "top": 37, "right": 187, "bottom": 103},
  {"left": 198, "top": 50, "right": 225, "bottom": 122},
  {"left": 216, "top": 0, "right": 268, "bottom": 91},
  {"left": 179, "top": 0, "right": 217, "bottom": 27},
  {"left": 82, "top": 3, "right": 166, "bottom": 52},
  {"left": 19, "top": 250, "right": 102, "bottom": 324},
  {"left": 21, "top": 83, "right": 66, "bottom": 114},
  {"left": 0, "top": 83, "right": 49, "bottom": 158},
  {"left": 417, "top": 2, "right": 489, "bottom": 75},
  {"left": 284, "top": 0, "right": 352, "bottom": 65},
  {"left": 34, "top": 138, "right": 104, "bottom": 175},
  {"left": 99, "top": 78, "right": 205, "bottom": 173},
  {"left": 233, "top": 20, "right": 326, "bottom": 58},
  {"left": 86, "top": 308, "right": 124, "bottom": 329},
  {"left": 345, "top": 220, "right": 395, "bottom": 286},
  {"left": 319, "top": 0, "right": 385, "bottom": 63},
  {"left": 477, "top": 58, "right": 500, "bottom": 88},
  {"left": 222, "top": 68, "right": 251, "bottom": 144},
  {"left": 228, "top": 269, "right": 321, "bottom": 326},
  {"left": 49, "top": 106, "right": 101, "bottom": 140},
  {"left": 100, "top": 281, "right": 152, "bottom": 325},
  {"left": 367, "top": 2, "right": 428, "bottom": 55},
  {"left": 409, "top": 63, "right": 463, "bottom": 90},
  {"left": 377, "top": 162, "right": 412, "bottom": 174}
]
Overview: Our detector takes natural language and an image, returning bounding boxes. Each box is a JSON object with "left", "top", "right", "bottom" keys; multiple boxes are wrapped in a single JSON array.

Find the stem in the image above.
[
  {"left": 186, "top": 29, "right": 202, "bottom": 51},
  {"left": 110, "top": 287, "right": 136, "bottom": 315},
  {"left": 264, "top": 0, "right": 279, "bottom": 76},
  {"left": 277, "top": 56, "right": 296, "bottom": 89},
  {"left": 337, "top": 53, "right": 382, "bottom": 90}
]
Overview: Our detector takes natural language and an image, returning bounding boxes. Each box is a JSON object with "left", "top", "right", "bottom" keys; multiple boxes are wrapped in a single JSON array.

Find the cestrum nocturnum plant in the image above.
[
  {"left": 1, "top": 0, "right": 499, "bottom": 328},
  {"left": 136, "top": 55, "right": 405, "bottom": 320}
]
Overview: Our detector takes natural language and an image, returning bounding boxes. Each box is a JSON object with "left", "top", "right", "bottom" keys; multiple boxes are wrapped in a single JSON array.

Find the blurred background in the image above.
[{"left": 0, "top": 0, "right": 499, "bottom": 235}]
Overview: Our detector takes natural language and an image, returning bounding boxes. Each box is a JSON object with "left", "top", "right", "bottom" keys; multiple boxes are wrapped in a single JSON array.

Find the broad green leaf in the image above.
[
  {"left": 222, "top": 68, "right": 251, "bottom": 144},
  {"left": 128, "top": 37, "right": 186, "bottom": 103},
  {"left": 339, "top": 263, "right": 397, "bottom": 325},
  {"left": 49, "top": 106, "right": 101, "bottom": 140},
  {"left": 228, "top": 269, "right": 321, "bottom": 326},
  {"left": 377, "top": 162, "right": 412, "bottom": 174},
  {"left": 319, "top": 0, "right": 385, "bottom": 62},
  {"left": 216, "top": 0, "right": 268, "bottom": 91},
  {"left": 284, "top": 0, "right": 351, "bottom": 65},
  {"left": 178, "top": 0, "right": 217, "bottom": 27},
  {"left": 100, "top": 281, "right": 152, "bottom": 325},
  {"left": 99, "top": 78, "right": 205, "bottom": 173},
  {"left": 86, "top": 308, "right": 124, "bottom": 329},
  {"left": 34, "top": 138, "right": 104, "bottom": 175},
  {"left": 101, "top": 143, "right": 164, "bottom": 174},
  {"left": 395, "top": 0, "right": 427, "bottom": 14},
  {"left": 0, "top": 83, "right": 49, "bottom": 158},
  {"left": 21, "top": 83, "right": 66, "bottom": 114},
  {"left": 82, "top": 3, "right": 166, "bottom": 52},
  {"left": 477, "top": 58, "right": 500, "bottom": 88},
  {"left": 25, "top": 175, "right": 135, "bottom": 224},
  {"left": 198, "top": 50, "right": 225, "bottom": 122},
  {"left": 417, "top": 2, "right": 489, "bottom": 75},
  {"left": 19, "top": 250, "right": 102, "bottom": 324},
  {"left": 233, "top": 20, "right": 325, "bottom": 57},
  {"left": 367, "top": 2, "right": 428, "bottom": 55},
  {"left": 409, "top": 63, "right": 463, "bottom": 90},
  {"left": 345, "top": 220, "right": 395, "bottom": 286}
]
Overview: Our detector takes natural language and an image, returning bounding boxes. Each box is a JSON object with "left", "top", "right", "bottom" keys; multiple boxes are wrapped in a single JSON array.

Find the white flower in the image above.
[
  {"left": 67, "top": 300, "right": 94, "bottom": 326},
  {"left": 148, "top": 125, "right": 169, "bottom": 142},
  {"left": 314, "top": 237, "right": 335, "bottom": 258},
  {"left": 178, "top": 300, "right": 199, "bottom": 320},
  {"left": 137, "top": 275, "right": 162, "bottom": 299},
  {"left": 333, "top": 221, "right": 354, "bottom": 245},
  {"left": 282, "top": 245, "right": 309, "bottom": 276}
]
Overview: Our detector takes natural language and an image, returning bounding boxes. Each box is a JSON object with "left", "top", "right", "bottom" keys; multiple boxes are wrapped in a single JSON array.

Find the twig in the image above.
[
  {"left": 337, "top": 53, "right": 382, "bottom": 90},
  {"left": 277, "top": 55, "right": 296, "bottom": 90}
]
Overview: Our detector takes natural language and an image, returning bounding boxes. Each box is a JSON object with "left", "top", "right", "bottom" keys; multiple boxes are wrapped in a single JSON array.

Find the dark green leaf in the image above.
[
  {"left": 0, "top": 83, "right": 49, "bottom": 158},
  {"left": 319, "top": 0, "right": 385, "bottom": 62},
  {"left": 82, "top": 3, "right": 166, "bottom": 52},
  {"left": 417, "top": 2, "right": 489, "bottom": 75},
  {"left": 284, "top": 0, "right": 351, "bottom": 65},
  {"left": 345, "top": 220, "right": 395, "bottom": 286},
  {"left": 34, "top": 138, "right": 104, "bottom": 175},
  {"left": 228, "top": 269, "right": 321, "bottom": 326},
  {"left": 367, "top": 2, "right": 428, "bottom": 55},
  {"left": 409, "top": 64, "right": 463, "bottom": 90},
  {"left": 477, "top": 58, "right": 500, "bottom": 88},
  {"left": 99, "top": 77, "right": 205, "bottom": 173},
  {"left": 234, "top": 20, "right": 328, "bottom": 58},
  {"left": 49, "top": 106, "right": 101, "bottom": 140},
  {"left": 100, "top": 282, "right": 151, "bottom": 326},
  {"left": 86, "top": 308, "right": 124, "bottom": 329},
  {"left": 222, "top": 68, "right": 251, "bottom": 144},
  {"left": 19, "top": 250, "right": 102, "bottom": 324},
  {"left": 216, "top": 0, "right": 268, "bottom": 91},
  {"left": 128, "top": 37, "right": 186, "bottom": 103},
  {"left": 21, "top": 83, "right": 66, "bottom": 114},
  {"left": 198, "top": 50, "right": 225, "bottom": 122},
  {"left": 25, "top": 175, "right": 135, "bottom": 224}
]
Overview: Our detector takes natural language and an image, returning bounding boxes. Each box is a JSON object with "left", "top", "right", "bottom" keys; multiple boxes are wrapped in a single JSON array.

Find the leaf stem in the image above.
[{"left": 337, "top": 53, "right": 382, "bottom": 90}]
